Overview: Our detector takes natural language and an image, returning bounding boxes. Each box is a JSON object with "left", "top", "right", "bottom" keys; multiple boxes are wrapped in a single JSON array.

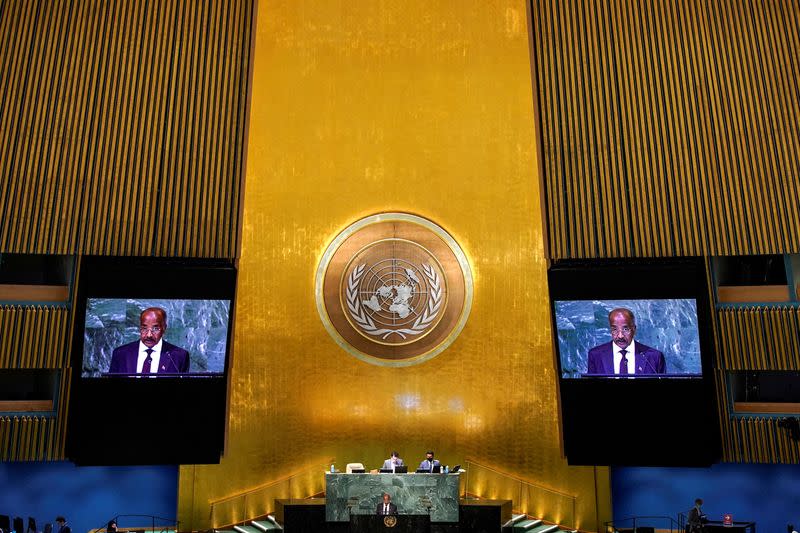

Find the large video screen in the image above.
[
  {"left": 555, "top": 298, "right": 702, "bottom": 378},
  {"left": 549, "top": 258, "right": 720, "bottom": 466},
  {"left": 66, "top": 257, "right": 236, "bottom": 465},
  {"left": 82, "top": 298, "right": 231, "bottom": 377}
]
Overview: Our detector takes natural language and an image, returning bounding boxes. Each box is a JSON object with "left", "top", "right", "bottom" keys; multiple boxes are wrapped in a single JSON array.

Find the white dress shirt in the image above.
[
  {"left": 612, "top": 340, "right": 636, "bottom": 374},
  {"left": 137, "top": 339, "right": 163, "bottom": 373}
]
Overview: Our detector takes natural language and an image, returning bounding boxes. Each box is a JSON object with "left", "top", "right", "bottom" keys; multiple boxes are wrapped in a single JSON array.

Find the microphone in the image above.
[
  {"left": 163, "top": 351, "right": 181, "bottom": 373},
  {"left": 641, "top": 351, "right": 658, "bottom": 374}
]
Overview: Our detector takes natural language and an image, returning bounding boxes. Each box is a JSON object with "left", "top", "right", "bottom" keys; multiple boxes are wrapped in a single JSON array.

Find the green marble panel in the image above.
[{"left": 325, "top": 472, "right": 460, "bottom": 523}]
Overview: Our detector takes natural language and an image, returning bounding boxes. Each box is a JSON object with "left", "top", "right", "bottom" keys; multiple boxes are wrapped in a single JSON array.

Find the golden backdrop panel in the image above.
[
  {"left": 0, "top": 0, "right": 251, "bottom": 257},
  {"left": 532, "top": 0, "right": 800, "bottom": 259},
  {"left": 178, "top": 0, "right": 609, "bottom": 530}
]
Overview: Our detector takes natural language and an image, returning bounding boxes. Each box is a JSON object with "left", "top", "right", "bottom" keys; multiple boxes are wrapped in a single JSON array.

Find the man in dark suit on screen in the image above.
[
  {"left": 587, "top": 307, "right": 666, "bottom": 375},
  {"left": 109, "top": 307, "right": 190, "bottom": 374}
]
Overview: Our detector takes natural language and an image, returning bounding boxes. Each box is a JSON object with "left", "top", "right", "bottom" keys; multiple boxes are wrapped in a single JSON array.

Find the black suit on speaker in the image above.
[{"left": 376, "top": 502, "right": 397, "bottom": 515}]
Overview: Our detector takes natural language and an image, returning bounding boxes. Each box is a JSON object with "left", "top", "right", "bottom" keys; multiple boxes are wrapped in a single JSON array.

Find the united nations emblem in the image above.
[
  {"left": 316, "top": 213, "right": 473, "bottom": 366},
  {"left": 383, "top": 515, "right": 398, "bottom": 528}
]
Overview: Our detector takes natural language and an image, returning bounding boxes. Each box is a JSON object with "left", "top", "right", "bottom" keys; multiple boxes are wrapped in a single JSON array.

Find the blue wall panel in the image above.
[
  {"left": 0, "top": 463, "right": 178, "bottom": 533},
  {"left": 612, "top": 464, "right": 800, "bottom": 533}
]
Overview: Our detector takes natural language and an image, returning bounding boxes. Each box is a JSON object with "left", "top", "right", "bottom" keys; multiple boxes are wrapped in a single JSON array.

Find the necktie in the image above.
[
  {"left": 619, "top": 349, "right": 628, "bottom": 374},
  {"left": 384, "top": 504, "right": 388, "bottom": 514},
  {"left": 143, "top": 348, "right": 154, "bottom": 373}
]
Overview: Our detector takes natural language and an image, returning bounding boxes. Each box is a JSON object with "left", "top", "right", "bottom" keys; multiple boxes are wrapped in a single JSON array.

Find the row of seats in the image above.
[{"left": 0, "top": 516, "right": 52, "bottom": 533}]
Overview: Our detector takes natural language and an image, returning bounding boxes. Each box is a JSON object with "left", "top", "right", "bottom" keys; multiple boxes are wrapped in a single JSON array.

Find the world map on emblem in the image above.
[
  {"left": 344, "top": 254, "right": 445, "bottom": 342},
  {"left": 316, "top": 213, "right": 473, "bottom": 366}
]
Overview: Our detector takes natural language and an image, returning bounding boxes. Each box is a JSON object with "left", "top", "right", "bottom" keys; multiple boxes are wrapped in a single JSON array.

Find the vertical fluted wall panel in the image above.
[
  {"left": 724, "top": 417, "right": 800, "bottom": 463},
  {"left": 717, "top": 307, "right": 800, "bottom": 371},
  {"left": 0, "top": 0, "right": 254, "bottom": 461},
  {"left": 532, "top": 0, "right": 800, "bottom": 259},
  {"left": 0, "top": 0, "right": 253, "bottom": 257},
  {"left": 0, "top": 305, "right": 70, "bottom": 369},
  {"left": 0, "top": 415, "right": 55, "bottom": 462}
]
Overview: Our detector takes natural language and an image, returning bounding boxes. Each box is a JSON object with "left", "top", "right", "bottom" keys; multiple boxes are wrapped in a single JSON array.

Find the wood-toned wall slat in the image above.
[
  {"left": 724, "top": 416, "right": 800, "bottom": 463},
  {"left": 717, "top": 307, "right": 800, "bottom": 371},
  {"left": 533, "top": 0, "right": 800, "bottom": 258},
  {"left": 0, "top": 0, "right": 253, "bottom": 258},
  {"left": 0, "top": 306, "right": 70, "bottom": 369},
  {"left": 0, "top": 415, "right": 58, "bottom": 462}
]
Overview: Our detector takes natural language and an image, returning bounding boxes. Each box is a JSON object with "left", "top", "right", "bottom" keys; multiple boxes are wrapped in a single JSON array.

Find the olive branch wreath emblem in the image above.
[{"left": 346, "top": 263, "right": 442, "bottom": 340}]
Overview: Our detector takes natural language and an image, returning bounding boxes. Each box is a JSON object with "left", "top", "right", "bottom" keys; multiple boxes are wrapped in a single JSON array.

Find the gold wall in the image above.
[{"left": 179, "top": 0, "right": 610, "bottom": 530}]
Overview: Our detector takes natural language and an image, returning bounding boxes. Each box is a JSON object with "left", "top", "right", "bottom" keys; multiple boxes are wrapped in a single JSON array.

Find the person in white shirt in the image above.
[
  {"left": 375, "top": 493, "right": 397, "bottom": 515},
  {"left": 587, "top": 308, "right": 666, "bottom": 375},
  {"left": 109, "top": 307, "right": 190, "bottom": 374}
]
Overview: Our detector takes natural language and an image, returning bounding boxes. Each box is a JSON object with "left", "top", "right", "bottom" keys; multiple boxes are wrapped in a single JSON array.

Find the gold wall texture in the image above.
[{"left": 178, "top": 0, "right": 610, "bottom": 530}]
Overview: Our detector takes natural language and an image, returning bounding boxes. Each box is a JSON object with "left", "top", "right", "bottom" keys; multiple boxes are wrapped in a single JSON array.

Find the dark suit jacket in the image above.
[
  {"left": 687, "top": 507, "right": 705, "bottom": 525},
  {"left": 587, "top": 341, "right": 666, "bottom": 375},
  {"left": 376, "top": 502, "right": 397, "bottom": 515},
  {"left": 109, "top": 340, "right": 190, "bottom": 374}
]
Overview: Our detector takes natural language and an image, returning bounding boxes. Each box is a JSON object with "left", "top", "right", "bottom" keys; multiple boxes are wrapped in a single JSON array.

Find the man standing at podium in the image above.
[
  {"left": 110, "top": 307, "right": 190, "bottom": 374},
  {"left": 381, "top": 451, "right": 404, "bottom": 471},
  {"left": 587, "top": 308, "right": 666, "bottom": 375},
  {"left": 418, "top": 451, "right": 440, "bottom": 472},
  {"left": 376, "top": 493, "right": 397, "bottom": 515}
]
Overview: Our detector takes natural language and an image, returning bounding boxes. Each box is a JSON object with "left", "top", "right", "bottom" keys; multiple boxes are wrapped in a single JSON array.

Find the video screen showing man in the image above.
[
  {"left": 109, "top": 307, "right": 190, "bottom": 374},
  {"left": 587, "top": 307, "right": 666, "bottom": 375}
]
